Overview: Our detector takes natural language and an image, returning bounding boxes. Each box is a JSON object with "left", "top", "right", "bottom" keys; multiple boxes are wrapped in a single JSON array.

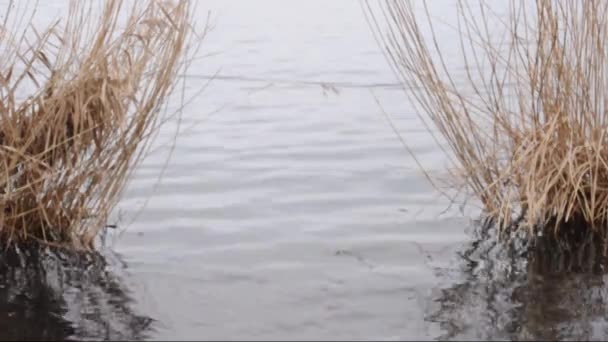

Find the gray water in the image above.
[
  {"left": 115, "top": 2, "right": 465, "bottom": 339},
  {"left": 3, "top": 1, "right": 608, "bottom": 341}
]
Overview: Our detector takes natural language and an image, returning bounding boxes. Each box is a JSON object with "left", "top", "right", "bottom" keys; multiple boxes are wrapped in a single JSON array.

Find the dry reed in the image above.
[
  {"left": 363, "top": 0, "right": 608, "bottom": 243},
  {"left": 0, "top": 0, "right": 194, "bottom": 250}
]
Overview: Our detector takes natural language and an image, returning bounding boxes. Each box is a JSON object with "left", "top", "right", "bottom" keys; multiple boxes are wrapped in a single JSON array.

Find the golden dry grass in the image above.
[
  {"left": 363, "top": 0, "right": 608, "bottom": 242},
  {"left": 0, "top": 0, "right": 195, "bottom": 250}
]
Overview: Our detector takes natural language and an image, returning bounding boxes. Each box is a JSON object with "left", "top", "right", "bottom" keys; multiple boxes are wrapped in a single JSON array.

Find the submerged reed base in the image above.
[
  {"left": 0, "top": 0, "right": 194, "bottom": 251},
  {"left": 364, "top": 0, "right": 608, "bottom": 251}
]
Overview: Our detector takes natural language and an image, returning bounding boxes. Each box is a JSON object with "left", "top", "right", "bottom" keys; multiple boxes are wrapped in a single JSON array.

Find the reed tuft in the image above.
[
  {"left": 0, "top": 0, "right": 194, "bottom": 250},
  {"left": 364, "top": 0, "right": 608, "bottom": 243}
]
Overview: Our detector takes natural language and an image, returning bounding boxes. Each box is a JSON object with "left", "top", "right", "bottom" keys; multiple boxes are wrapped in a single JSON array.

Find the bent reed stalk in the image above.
[
  {"left": 363, "top": 0, "right": 608, "bottom": 243},
  {"left": 0, "top": 0, "right": 194, "bottom": 251}
]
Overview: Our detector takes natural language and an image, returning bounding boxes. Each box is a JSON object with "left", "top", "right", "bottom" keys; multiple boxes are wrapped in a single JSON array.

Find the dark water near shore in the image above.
[{"left": 3, "top": 0, "right": 608, "bottom": 341}]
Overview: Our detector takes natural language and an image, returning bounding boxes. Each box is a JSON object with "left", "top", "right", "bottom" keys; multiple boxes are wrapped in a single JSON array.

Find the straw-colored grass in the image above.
[
  {"left": 363, "top": 0, "right": 608, "bottom": 242},
  {"left": 0, "top": 0, "right": 194, "bottom": 250}
]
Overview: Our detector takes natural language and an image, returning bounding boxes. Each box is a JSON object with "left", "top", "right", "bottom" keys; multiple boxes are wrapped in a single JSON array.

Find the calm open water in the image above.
[{"left": 3, "top": 1, "right": 608, "bottom": 341}]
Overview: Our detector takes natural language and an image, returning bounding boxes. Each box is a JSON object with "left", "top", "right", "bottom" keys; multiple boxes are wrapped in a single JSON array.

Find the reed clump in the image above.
[
  {"left": 363, "top": 0, "right": 608, "bottom": 245},
  {"left": 0, "top": 0, "right": 193, "bottom": 250}
]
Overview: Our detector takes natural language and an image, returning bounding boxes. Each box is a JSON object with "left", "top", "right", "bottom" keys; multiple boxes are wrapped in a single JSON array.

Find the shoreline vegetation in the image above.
[
  {"left": 0, "top": 0, "right": 195, "bottom": 253},
  {"left": 363, "top": 0, "right": 608, "bottom": 250}
]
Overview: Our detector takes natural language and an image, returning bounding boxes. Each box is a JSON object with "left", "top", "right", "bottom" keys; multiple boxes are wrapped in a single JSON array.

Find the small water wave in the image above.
[{"left": 181, "top": 73, "right": 403, "bottom": 90}]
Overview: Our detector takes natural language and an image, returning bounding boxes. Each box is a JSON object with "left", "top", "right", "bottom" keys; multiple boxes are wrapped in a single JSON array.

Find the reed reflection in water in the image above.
[
  {"left": 0, "top": 246, "right": 153, "bottom": 341},
  {"left": 429, "top": 219, "right": 608, "bottom": 341}
]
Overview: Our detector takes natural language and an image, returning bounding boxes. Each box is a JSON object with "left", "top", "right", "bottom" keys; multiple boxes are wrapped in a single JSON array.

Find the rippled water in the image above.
[{"left": 3, "top": 0, "right": 608, "bottom": 341}]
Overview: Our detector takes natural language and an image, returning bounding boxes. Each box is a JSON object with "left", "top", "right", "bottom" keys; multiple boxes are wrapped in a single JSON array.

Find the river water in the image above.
[{"left": 3, "top": 0, "right": 608, "bottom": 341}]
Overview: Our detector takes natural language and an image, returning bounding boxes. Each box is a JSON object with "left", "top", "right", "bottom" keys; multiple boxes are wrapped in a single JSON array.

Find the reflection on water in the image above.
[
  {"left": 0, "top": 245, "right": 153, "bottom": 341},
  {"left": 430, "top": 219, "right": 608, "bottom": 341}
]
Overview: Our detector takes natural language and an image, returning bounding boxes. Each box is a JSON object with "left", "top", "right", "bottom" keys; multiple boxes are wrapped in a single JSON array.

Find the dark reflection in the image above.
[
  {"left": 0, "top": 243, "right": 153, "bottom": 341},
  {"left": 429, "top": 217, "right": 608, "bottom": 341}
]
